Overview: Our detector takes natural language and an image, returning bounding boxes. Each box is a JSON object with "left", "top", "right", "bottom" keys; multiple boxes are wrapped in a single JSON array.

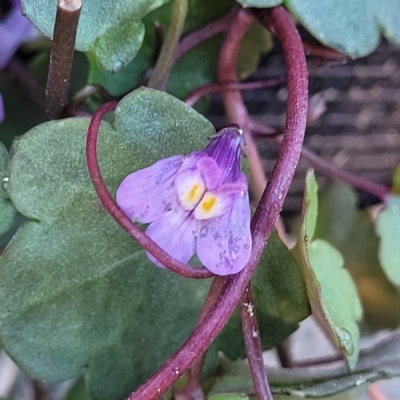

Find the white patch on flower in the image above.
[{"left": 175, "top": 169, "right": 205, "bottom": 210}]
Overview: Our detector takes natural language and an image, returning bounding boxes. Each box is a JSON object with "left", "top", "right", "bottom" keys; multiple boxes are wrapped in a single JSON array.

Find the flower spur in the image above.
[{"left": 116, "top": 127, "right": 251, "bottom": 276}]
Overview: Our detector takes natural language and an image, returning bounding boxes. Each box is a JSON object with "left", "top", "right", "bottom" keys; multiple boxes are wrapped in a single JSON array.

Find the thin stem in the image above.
[
  {"left": 300, "top": 145, "right": 390, "bottom": 201},
  {"left": 86, "top": 101, "right": 213, "bottom": 280},
  {"left": 45, "top": 0, "right": 82, "bottom": 118},
  {"left": 250, "top": 119, "right": 391, "bottom": 201},
  {"left": 185, "top": 77, "right": 285, "bottom": 108},
  {"left": 147, "top": 0, "right": 187, "bottom": 89},
  {"left": 175, "top": 277, "right": 227, "bottom": 400},
  {"left": 174, "top": 7, "right": 237, "bottom": 61},
  {"left": 240, "top": 284, "right": 273, "bottom": 400},
  {"left": 302, "top": 41, "right": 346, "bottom": 60},
  {"left": 127, "top": 6, "right": 308, "bottom": 399}
]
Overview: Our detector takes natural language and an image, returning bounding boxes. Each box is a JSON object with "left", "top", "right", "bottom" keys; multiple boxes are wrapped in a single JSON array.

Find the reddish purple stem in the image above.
[
  {"left": 85, "top": 101, "right": 213, "bottom": 279},
  {"left": 174, "top": 7, "right": 237, "bottom": 61},
  {"left": 185, "top": 77, "right": 286, "bottom": 107},
  {"left": 126, "top": 5, "right": 308, "bottom": 399},
  {"left": 240, "top": 284, "right": 273, "bottom": 400},
  {"left": 300, "top": 145, "right": 390, "bottom": 201}
]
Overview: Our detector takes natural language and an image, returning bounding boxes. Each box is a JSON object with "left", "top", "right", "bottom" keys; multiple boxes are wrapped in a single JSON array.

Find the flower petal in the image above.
[
  {"left": 197, "top": 192, "right": 251, "bottom": 275},
  {"left": 145, "top": 208, "right": 200, "bottom": 268},
  {"left": 175, "top": 168, "right": 206, "bottom": 211},
  {"left": 116, "top": 155, "right": 184, "bottom": 223},
  {"left": 0, "top": 0, "right": 37, "bottom": 68},
  {"left": 196, "top": 156, "right": 222, "bottom": 190}
]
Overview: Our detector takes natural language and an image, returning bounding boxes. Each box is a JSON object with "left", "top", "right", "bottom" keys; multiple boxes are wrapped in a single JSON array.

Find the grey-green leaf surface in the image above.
[
  {"left": 293, "top": 171, "right": 362, "bottom": 370},
  {"left": 376, "top": 195, "right": 400, "bottom": 286},
  {"left": 0, "top": 88, "right": 216, "bottom": 400},
  {"left": 236, "top": 0, "right": 400, "bottom": 58},
  {"left": 22, "top": 0, "right": 170, "bottom": 72},
  {"left": 0, "top": 142, "right": 17, "bottom": 236}
]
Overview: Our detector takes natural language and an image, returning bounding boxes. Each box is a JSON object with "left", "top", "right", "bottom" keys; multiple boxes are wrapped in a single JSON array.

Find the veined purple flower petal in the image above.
[
  {"left": 116, "top": 126, "right": 252, "bottom": 276},
  {"left": 146, "top": 208, "right": 200, "bottom": 268},
  {"left": 197, "top": 192, "right": 251, "bottom": 275},
  {"left": 196, "top": 157, "right": 222, "bottom": 190},
  {"left": 116, "top": 155, "right": 184, "bottom": 223},
  {"left": 0, "top": 0, "right": 37, "bottom": 69},
  {"left": 202, "top": 128, "right": 243, "bottom": 183}
]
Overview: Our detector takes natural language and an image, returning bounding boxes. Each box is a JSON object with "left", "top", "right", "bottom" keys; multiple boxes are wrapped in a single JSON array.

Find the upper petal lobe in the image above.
[{"left": 116, "top": 155, "right": 184, "bottom": 223}]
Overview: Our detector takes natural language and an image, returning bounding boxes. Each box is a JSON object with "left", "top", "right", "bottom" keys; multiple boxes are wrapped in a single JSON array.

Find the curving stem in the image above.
[
  {"left": 85, "top": 101, "right": 212, "bottom": 279},
  {"left": 127, "top": 5, "right": 308, "bottom": 399}
]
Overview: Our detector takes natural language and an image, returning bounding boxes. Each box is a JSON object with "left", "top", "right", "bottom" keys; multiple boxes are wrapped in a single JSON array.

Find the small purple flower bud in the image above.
[{"left": 116, "top": 127, "right": 252, "bottom": 276}]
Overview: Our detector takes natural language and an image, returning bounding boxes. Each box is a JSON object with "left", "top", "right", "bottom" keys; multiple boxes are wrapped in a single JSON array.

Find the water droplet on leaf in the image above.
[{"left": 335, "top": 327, "right": 354, "bottom": 355}]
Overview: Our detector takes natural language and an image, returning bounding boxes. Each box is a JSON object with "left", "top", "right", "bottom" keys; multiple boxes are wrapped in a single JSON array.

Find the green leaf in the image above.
[
  {"left": 285, "top": 0, "right": 379, "bottom": 58},
  {"left": 393, "top": 164, "right": 400, "bottom": 195},
  {"left": 367, "top": 0, "right": 400, "bottom": 46},
  {"left": 0, "top": 142, "right": 17, "bottom": 236},
  {"left": 315, "top": 182, "right": 400, "bottom": 330},
  {"left": 216, "top": 232, "right": 310, "bottom": 359},
  {"left": 237, "top": 0, "right": 400, "bottom": 58},
  {"left": 251, "top": 232, "right": 310, "bottom": 344},
  {"left": 88, "top": 0, "right": 233, "bottom": 96},
  {"left": 22, "top": 0, "right": 170, "bottom": 72},
  {"left": 294, "top": 171, "right": 362, "bottom": 370},
  {"left": 88, "top": 1, "right": 270, "bottom": 104},
  {"left": 236, "top": 21, "right": 272, "bottom": 81},
  {"left": 0, "top": 88, "right": 217, "bottom": 400},
  {"left": 307, "top": 240, "right": 362, "bottom": 369},
  {"left": 303, "top": 169, "right": 318, "bottom": 241},
  {"left": 376, "top": 195, "right": 400, "bottom": 286}
]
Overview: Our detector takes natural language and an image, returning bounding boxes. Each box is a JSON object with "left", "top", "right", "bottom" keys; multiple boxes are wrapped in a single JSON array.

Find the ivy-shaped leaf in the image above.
[
  {"left": 22, "top": 0, "right": 171, "bottom": 72},
  {"left": 293, "top": 171, "right": 362, "bottom": 370},
  {"left": 0, "top": 88, "right": 217, "bottom": 400},
  {"left": 0, "top": 142, "right": 17, "bottom": 236},
  {"left": 315, "top": 181, "right": 400, "bottom": 330},
  {"left": 236, "top": 0, "right": 400, "bottom": 58},
  {"left": 376, "top": 195, "right": 400, "bottom": 286}
]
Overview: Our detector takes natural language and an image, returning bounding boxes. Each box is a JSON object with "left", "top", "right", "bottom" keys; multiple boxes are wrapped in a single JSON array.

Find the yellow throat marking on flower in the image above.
[
  {"left": 194, "top": 191, "right": 220, "bottom": 220},
  {"left": 187, "top": 184, "right": 201, "bottom": 203},
  {"left": 201, "top": 194, "right": 216, "bottom": 213}
]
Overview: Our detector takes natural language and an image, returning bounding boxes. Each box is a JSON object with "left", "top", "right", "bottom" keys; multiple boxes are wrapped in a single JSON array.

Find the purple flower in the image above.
[
  {"left": 0, "top": 0, "right": 37, "bottom": 123},
  {"left": 116, "top": 127, "right": 252, "bottom": 276}
]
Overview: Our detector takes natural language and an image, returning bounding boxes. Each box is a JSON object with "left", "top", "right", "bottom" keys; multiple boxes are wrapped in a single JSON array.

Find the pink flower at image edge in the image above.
[{"left": 116, "top": 127, "right": 252, "bottom": 276}]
